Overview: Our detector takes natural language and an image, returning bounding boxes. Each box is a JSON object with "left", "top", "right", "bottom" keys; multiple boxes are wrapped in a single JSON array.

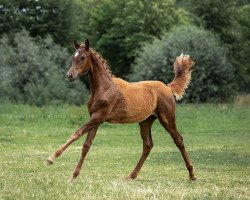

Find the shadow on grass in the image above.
[{"left": 149, "top": 148, "right": 249, "bottom": 167}]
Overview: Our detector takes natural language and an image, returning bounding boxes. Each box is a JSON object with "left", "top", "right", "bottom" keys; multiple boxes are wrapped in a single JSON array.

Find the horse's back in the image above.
[{"left": 113, "top": 78, "right": 173, "bottom": 100}]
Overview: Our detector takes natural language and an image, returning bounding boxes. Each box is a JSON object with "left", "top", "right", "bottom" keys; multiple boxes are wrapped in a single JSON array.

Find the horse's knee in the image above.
[
  {"left": 145, "top": 143, "right": 153, "bottom": 150},
  {"left": 174, "top": 137, "right": 184, "bottom": 149},
  {"left": 143, "top": 143, "right": 153, "bottom": 156},
  {"left": 83, "top": 142, "right": 91, "bottom": 150},
  {"left": 179, "top": 134, "right": 183, "bottom": 142},
  {"left": 70, "top": 131, "right": 82, "bottom": 140}
]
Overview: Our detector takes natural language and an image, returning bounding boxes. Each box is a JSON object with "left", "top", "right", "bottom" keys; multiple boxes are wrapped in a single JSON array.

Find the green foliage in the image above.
[
  {"left": 83, "top": 0, "right": 190, "bottom": 77},
  {"left": 129, "top": 25, "right": 236, "bottom": 102},
  {"left": 0, "top": 0, "right": 86, "bottom": 50},
  {"left": 0, "top": 0, "right": 248, "bottom": 103},
  {"left": 232, "top": 4, "right": 250, "bottom": 91},
  {"left": 184, "top": 0, "right": 237, "bottom": 42},
  {"left": 0, "top": 30, "right": 88, "bottom": 106},
  {"left": 181, "top": 0, "right": 250, "bottom": 92}
]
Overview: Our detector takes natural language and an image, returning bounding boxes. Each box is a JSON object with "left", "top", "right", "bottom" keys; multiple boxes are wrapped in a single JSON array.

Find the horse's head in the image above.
[{"left": 66, "top": 38, "right": 91, "bottom": 82}]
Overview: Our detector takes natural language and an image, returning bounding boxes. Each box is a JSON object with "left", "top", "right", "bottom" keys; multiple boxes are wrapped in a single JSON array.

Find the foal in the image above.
[{"left": 45, "top": 38, "right": 196, "bottom": 181}]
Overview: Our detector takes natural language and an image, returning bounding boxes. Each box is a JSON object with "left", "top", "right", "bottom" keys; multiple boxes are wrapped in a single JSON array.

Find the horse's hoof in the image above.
[
  {"left": 68, "top": 175, "right": 77, "bottom": 183},
  {"left": 190, "top": 175, "right": 196, "bottom": 181},
  {"left": 68, "top": 176, "right": 74, "bottom": 183},
  {"left": 44, "top": 158, "right": 53, "bottom": 165}
]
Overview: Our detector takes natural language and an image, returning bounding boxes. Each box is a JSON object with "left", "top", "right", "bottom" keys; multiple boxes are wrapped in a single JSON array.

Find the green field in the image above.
[{"left": 0, "top": 104, "right": 249, "bottom": 199}]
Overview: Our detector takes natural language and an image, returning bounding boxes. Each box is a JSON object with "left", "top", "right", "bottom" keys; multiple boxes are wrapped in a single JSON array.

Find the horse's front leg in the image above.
[
  {"left": 69, "top": 126, "right": 98, "bottom": 181},
  {"left": 45, "top": 113, "right": 104, "bottom": 165}
]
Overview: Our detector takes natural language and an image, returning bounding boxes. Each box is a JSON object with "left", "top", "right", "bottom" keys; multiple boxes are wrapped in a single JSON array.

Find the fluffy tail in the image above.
[{"left": 168, "top": 54, "right": 195, "bottom": 100}]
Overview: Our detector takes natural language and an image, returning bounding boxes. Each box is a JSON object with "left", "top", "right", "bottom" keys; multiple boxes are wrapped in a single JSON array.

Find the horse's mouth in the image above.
[
  {"left": 67, "top": 77, "right": 77, "bottom": 83},
  {"left": 67, "top": 71, "right": 88, "bottom": 82}
]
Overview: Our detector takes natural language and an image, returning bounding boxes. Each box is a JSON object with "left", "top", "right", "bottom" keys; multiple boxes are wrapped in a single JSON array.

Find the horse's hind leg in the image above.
[
  {"left": 158, "top": 113, "right": 196, "bottom": 180},
  {"left": 128, "top": 115, "right": 156, "bottom": 179}
]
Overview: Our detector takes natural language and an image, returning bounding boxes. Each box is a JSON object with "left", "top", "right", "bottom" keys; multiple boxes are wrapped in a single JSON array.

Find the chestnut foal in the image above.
[{"left": 45, "top": 38, "right": 196, "bottom": 181}]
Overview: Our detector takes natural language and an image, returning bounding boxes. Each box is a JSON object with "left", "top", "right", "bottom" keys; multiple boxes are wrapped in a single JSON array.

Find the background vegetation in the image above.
[
  {"left": 0, "top": 0, "right": 249, "bottom": 104},
  {"left": 0, "top": 30, "right": 88, "bottom": 105},
  {"left": 0, "top": 1, "right": 249, "bottom": 199},
  {"left": 129, "top": 25, "right": 236, "bottom": 102}
]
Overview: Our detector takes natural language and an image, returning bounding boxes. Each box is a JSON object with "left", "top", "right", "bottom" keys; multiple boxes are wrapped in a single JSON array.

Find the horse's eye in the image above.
[{"left": 81, "top": 57, "right": 85, "bottom": 61}]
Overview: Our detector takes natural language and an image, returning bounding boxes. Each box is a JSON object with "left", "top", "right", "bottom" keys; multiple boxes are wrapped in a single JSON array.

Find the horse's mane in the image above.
[
  {"left": 80, "top": 44, "right": 114, "bottom": 78},
  {"left": 90, "top": 49, "right": 114, "bottom": 77}
]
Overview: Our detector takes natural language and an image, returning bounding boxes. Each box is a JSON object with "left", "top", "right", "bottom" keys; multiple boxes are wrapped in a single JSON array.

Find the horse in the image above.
[{"left": 45, "top": 38, "right": 196, "bottom": 182}]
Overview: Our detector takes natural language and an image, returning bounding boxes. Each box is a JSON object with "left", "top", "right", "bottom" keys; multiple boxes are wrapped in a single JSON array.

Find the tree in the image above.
[
  {"left": 82, "top": 0, "right": 190, "bottom": 77},
  {"left": 232, "top": 4, "right": 250, "bottom": 92},
  {"left": 129, "top": 25, "right": 236, "bottom": 102},
  {"left": 0, "top": 0, "right": 87, "bottom": 50}
]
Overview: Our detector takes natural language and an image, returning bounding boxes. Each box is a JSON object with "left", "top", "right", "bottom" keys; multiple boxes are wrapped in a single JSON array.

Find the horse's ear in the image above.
[
  {"left": 85, "top": 38, "right": 89, "bottom": 51},
  {"left": 73, "top": 38, "right": 80, "bottom": 49}
]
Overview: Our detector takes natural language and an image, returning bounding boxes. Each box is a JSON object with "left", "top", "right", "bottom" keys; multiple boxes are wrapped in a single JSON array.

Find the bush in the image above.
[
  {"left": 129, "top": 25, "right": 236, "bottom": 102},
  {"left": 0, "top": 30, "right": 88, "bottom": 106}
]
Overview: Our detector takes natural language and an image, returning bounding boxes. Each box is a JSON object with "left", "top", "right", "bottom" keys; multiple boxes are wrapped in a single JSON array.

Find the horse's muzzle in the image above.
[{"left": 66, "top": 73, "right": 77, "bottom": 82}]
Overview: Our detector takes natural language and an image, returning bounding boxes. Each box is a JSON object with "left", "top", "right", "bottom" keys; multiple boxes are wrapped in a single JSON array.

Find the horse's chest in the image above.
[
  {"left": 88, "top": 90, "right": 118, "bottom": 114},
  {"left": 88, "top": 98, "right": 108, "bottom": 113}
]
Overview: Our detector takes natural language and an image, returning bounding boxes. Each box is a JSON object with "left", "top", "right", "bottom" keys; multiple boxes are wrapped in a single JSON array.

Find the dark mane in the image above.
[{"left": 80, "top": 44, "right": 114, "bottom": 78}]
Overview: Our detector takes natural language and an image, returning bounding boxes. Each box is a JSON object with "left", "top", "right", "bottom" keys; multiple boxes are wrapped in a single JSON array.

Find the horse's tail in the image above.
[{"left": 168, "top": 54, "right": 195, "bottom": 100}]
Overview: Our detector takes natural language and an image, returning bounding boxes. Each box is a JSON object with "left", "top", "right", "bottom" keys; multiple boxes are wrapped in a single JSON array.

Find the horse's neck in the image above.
[{"left": 88, "top": 55, "right": 114, "bottom": 95}]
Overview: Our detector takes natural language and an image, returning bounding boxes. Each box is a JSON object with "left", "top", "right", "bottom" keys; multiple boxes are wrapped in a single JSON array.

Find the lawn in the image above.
[{"left": 0, "top": 104, "right": 249, "bottom": 199}]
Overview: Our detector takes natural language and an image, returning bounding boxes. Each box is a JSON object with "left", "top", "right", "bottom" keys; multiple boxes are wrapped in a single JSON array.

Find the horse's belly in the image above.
[
  {"left": 106, "top": 82, "right": 158, "bottom": 123},
  {"left": 106, "top": 100, "right": 155, "bottom": 124},
  {"left": 107, "top": 113, "right": 153, "bottom": 124}
]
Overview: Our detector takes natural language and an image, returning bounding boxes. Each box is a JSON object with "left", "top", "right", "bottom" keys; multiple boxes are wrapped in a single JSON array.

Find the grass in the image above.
[{"left": 0, "top": 104, "right": 249, "bottom": 199}]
